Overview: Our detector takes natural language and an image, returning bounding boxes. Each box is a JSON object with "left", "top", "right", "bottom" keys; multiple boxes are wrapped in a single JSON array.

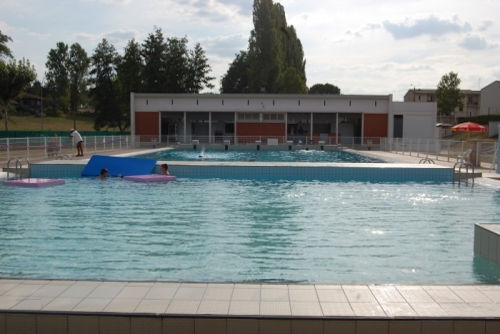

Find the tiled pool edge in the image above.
[
  {"left": 1, "top": 279, "right": 500, "bottom": 334},
  {"left": 1, "top": 313, "right": 499, "bottom": 334},
  {"left": 30, "top": 160, "right": 453, "bottom": 182}
]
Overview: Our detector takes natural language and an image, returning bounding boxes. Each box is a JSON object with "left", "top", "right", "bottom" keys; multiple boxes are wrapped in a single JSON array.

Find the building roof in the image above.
[
  {"left": 132, "top": 92, "right": 393, "bottom": 100},
  {"left": 481, "top": 80, "right": 500, "bottom": 91}
]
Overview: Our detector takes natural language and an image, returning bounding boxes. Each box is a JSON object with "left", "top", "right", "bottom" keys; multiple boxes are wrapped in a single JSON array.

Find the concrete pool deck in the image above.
[{"left": 1, "top": 279, "right": 500, "bottom": 334}]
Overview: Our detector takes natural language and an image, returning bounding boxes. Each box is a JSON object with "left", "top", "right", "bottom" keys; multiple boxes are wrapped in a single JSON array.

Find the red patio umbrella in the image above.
[{"left": 451, "top": 122, "right": 488, "bottom": 133}]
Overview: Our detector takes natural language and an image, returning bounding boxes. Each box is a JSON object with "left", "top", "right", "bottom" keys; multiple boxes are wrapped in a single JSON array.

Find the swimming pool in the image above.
[
  {"left": 139, "top": 149, "right": 382, "bottom": 163},
  {"left": 1, "top": 177, "right": 499, "bottom": 283}
]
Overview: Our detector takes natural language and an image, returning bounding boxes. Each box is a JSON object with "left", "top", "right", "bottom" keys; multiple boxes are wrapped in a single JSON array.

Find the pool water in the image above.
[
  {"left": 140, "top": 149, "right": 382, "bottom": 163},
  {"left": 1, "top": 178, "right": 499, "bottom": 283}
]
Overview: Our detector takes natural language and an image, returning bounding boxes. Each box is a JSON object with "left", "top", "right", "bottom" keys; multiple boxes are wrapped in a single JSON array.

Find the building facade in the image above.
[
  {"left": 404, "top": 88, "right": 480, "bottom": 119},
  {"left": 131, "top": 93, "right": 437, "bottom": 145},
  {"left": 480, "top": 81, "right": 500, "bottom": 116}
]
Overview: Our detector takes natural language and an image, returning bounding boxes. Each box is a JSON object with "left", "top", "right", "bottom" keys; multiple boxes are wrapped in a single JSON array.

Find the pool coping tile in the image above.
[{"left": 2, "top": 280, "right": 500, "bottom": 322}]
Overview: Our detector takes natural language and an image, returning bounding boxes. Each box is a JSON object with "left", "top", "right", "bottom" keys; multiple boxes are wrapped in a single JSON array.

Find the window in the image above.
[
  {"left": 262, "top": 113, "right": 284, "bottom": 121},
  {"left": 237, "top": 113, "right": 260, "bottom": 121}
]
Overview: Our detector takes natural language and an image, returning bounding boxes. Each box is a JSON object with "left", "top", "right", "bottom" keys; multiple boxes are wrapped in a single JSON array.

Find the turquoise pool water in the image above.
[
  {"left": 1, "top": 177, "right": 499, "bottom": 283},
  {"left": 140, "top": 149, "right": 382, "bottom": 163}
]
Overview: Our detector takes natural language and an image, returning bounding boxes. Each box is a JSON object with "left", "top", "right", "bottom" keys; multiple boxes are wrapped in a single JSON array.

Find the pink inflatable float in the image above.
[
  {"left": 3, "top": 178, "right": 65, "bottom": 188},
  {"left": 123, "top": 174, "right": 177, "bottom": 183}
]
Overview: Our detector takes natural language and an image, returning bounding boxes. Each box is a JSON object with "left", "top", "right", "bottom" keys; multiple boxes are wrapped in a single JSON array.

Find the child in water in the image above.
[
  {"left": 160, "top": 164, "right": 170, "bottom": 175},
  {"left": 99, "top": 168, "right": 109, "bottom": 180}
]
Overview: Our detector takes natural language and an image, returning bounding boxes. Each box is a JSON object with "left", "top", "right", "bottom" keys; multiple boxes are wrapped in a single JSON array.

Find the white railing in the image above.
[
  {"left": 381, "top": 137, "right": 498, "bottom": 168},
  {"left": 0, "top": 135, "right": 132, "bottom": 164},
  {"left": 1, "top": 134, "right": 497, "bottom": 169}
]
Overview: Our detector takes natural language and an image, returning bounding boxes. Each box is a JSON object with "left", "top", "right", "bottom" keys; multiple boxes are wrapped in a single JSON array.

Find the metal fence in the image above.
[
  {"left": 1, "top": 134, "right": 497, "bottom": 170},
  {"left": 379, "top": 137, "right": 498, "bottom": 168},
  {"left": 0, "top": 135, "right": 131, "bottom": 165}
]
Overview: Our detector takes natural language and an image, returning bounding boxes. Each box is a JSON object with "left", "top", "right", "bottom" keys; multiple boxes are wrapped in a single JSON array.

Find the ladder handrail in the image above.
[
  {"left": 453, "top": 160, "right": 475, "bottom": 186},
  {"left": 5, "top": 157, "right": 29, "bottom": 180}
]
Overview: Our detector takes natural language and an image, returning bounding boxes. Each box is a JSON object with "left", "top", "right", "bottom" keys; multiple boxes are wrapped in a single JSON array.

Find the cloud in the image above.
[
  {"left": 478, "top": 20, "right": 493, "bottom": 32},
  {"left": 344, "top": 23, "right": 381, "bottom": 39},
  {"left": 187, "top": 0, "right": 250, "bottom": 23},
  {"left": 383, "top": 16, "right": 472, "bottom": 39},
  {"left": 105, "top": 30, "right": 137, "bottom": 44},
  {"left": 202, "top": 34, "right": 248, "bottom": 58},
  {"left": 459, "top": 35, "right": 498, "bottom": 50},
  {"left": 215, "top": 0, "right": 252, "bottom": 16},
  {"left": 82, "top": 0, "right": 132, "bottom": 4},
  {"left": 72, "top": 29, "right": 139, "bottom": 52}
]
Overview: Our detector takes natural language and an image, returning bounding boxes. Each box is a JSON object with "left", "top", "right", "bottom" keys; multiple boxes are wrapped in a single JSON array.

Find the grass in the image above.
[{"left": 1, "top": 115, "right": 121, "bottom": 132}]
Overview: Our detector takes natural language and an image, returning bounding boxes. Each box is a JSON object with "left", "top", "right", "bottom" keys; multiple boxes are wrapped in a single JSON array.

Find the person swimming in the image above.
[
  {"left": 99, "top": 168, "right": 109, "bottom": 180},
  {"left": 160, "top": 163, "right": 170, "bottom": 175}
]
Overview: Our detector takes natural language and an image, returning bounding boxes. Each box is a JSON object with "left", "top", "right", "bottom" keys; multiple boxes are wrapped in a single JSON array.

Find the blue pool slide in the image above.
[{"left": 81, "top": 155, "right": 157, "bottom": 177}]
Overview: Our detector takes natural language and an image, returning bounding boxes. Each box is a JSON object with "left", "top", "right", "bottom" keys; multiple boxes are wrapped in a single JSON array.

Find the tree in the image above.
[
  {"left": 185, "top": 43, "right": 214, "bottom": 93},
  {"left": 90, "top": 39, "right": 125, "bottom": 131},
  {"left": 220, "top": 51, "right": 249, "bottom": 93},
  {"left": 45, "top": 42, "right": 69, "bottom": 115},
  {"left": 0, "top": 30, "right": 13, "bottom": 60},
  {"left": 117, "top": 39, "right": 143, "bottom": 94},
  {"left": 309, "top": 83, "right": 341, "bottom": 94},
  {"left": 0, "top": 59, "right": 37, "bottom": 131},
  {"left": 247, "top": 0, "right": 281, "bottom": 93},
  {"left": 141, "top": 28, "right": 214, "bottom": 93},
  {"left": 141, "top": 28, "right": 167, "bottom": 93},
  {"left": 116, "top": 39, "right": 143, "bottom": 131},
  {"left": 221, "top": 0, "right": 307, "bottom": 93},
  {"left": 164, "top": 36, "right": 189, "bottom": 92},
  {"left": 67, "top": 43, "right": 90, "bottom": 128},
  {"left": 435, "top": 72, "right": 464, "bottom": 116},
  {"left": 275, "top": 67, "right": 307, "bottom": 93}
]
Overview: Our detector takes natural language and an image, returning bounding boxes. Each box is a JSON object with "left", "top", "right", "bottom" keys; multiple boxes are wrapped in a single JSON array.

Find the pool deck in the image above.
[
  {"left": 1, "top": 279, "right": 500, "bottom": 334},
  {"left": 2, "top": 149, "right": 500, "bottom": 333}
]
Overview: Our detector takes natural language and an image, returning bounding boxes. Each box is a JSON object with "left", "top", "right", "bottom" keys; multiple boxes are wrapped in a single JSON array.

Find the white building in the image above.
[
  {"left": 480, "top": 81, "right": 500, "bottom": 116},
  {"left": 130, "top": 93, "right": 437, "bottom": 144}
]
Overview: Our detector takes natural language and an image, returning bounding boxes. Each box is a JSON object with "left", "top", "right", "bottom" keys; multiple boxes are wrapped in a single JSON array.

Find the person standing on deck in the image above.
[{"left": 69, "top": 129, "right": 84, "bottom": 157}]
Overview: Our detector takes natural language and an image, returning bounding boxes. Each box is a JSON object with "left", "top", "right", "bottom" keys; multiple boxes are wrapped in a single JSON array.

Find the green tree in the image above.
[
  {"left": 117, "top": 39, "right": 143, "bottom": 94},
  {"left": 141, "top": 28, "right": 167, "bottom": 93},
  {"left": 164, "top": 36, "right": 189, "bottom": 92},
  {"left": 222, "top": 0, "right": 306, "bottom": 93},
  {"left": 45, "top": 42, "right": 70, "bottom": 115},
  {"left": 141, "top": 28, "right": 214, "bottom": 93},
  {"left": 435, "top": 72, "right": 464, "bottom": 116},
  {"left": 220, "top": 51, "right": 249, "bottom": 93},
  {"left": 90, "top": 39, "right": 125, "bottom": 131},
  {"left": 116, "top": 39, "right": 143, "bottom": 130},
  {"left": 275, "top": 67, "right": 307, "bottom": 93},
  {"left": 67, "top": 43, "right": 90, "bottom": 129},
  {"left": 0, "top": 30, "right": 14, "bottom": 60},
  {"left": 248, "top": 0, "right": 281, "bottom": 92},
  {"left": 0, "top": 59, "right": 37, "bottom": 131},
  {"left": 185, "top": 43, "right": 214, "bottom": 93},
  {"left": 309, "top": 83, "right": 341, "bottom": 94}
]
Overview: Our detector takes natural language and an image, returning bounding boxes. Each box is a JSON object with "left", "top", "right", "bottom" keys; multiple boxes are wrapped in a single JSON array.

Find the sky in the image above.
[{"left": 1, "top": 0, "right": 499, "bottom": 101}]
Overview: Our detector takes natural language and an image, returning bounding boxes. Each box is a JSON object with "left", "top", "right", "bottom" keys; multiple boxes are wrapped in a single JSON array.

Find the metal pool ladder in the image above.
[
  {"left": 453, "top": 149, "right": 474, "bottom": 186},
  {"left": 6, "top": 158, "right": 29, "bottom": 180}
]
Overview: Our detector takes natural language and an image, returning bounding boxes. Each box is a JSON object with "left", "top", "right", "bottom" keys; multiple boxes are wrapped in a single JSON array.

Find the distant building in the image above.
[
  {"left": 480, "top": 81, "right": 500, "bottom": 116},
  {"left": 404, "top": 88, "right": 480, "bottom": 119},
  {"left": 130, "top": 93, "right": 437, "bottom": 144}
]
